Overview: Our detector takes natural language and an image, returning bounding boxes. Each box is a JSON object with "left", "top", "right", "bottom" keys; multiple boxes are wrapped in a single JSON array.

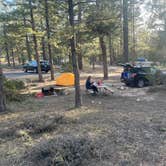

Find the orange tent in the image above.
[{"left": 55, "top": 73, "right": 75, "bottom": 86}]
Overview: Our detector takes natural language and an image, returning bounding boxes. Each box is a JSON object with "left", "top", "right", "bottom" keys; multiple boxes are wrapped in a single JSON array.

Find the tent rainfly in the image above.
[{"left": 56, "top": 73, "right": 75, "bottom": 86}]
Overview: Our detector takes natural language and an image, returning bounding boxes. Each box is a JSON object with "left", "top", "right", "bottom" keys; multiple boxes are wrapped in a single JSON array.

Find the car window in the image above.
[
  {"left": 25, "top": 63, "right": 29, "bottom": 66},
  {"left": 29, "top": 60, "right": 37, "bottom": 66},
  {"left": 130, "top": 68, "right": 140, "bottom": 73},
  {"left": 140, "top": 67, "right": 151, "bottom": 73},
  {"left": 41, "top": 61, "right": 49, "bottom": 65}
]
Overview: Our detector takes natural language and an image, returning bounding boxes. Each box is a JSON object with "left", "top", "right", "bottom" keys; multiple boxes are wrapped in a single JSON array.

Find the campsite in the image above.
[
  {"left": 0, "top": 0, "right": 166, "bottom": 165},
  {"left": 0, "top": 66, "right": 166, "bottom": 165}
]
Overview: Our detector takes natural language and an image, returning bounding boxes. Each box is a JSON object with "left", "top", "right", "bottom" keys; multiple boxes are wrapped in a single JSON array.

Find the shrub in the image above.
[
  {"left": 22, "top": 114, "right": 65, "bottom": 134},
  {"left": 4, "top": 79, "right": 25, "bottom": 90},
  {"left": 4, "top": 79, "right": 26, "bottom": 102},
  {"left": 22, "top": 135, "right": 96, "bottom": 166}
]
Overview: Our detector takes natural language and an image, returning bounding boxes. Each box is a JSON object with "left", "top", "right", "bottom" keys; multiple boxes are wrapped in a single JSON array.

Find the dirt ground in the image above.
[{"left": 0, "top": 67, "right": 166, "bottom": 166}]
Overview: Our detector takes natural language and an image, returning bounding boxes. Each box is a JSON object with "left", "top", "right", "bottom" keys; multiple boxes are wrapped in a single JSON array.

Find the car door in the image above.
[
  {"left": 40, "top": 62, "right": 45, "bottom": 71},
  {"left": 142, "top": 67, "right": 156, "bottom": 85},
  {"left": 26, "top": 62, "right": 32, "bottom": 70}
]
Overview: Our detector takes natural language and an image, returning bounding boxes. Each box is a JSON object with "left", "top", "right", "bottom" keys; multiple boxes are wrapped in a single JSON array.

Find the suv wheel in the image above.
[
  {"left": 45, "top": 70, "right": 49, "bottom": 73},
  {"left": 137, "top": 79, "right": 145, "bottom": 88},
  {"left": 34, "top": 68, "right": 38, "bottom": 73},
  {"left": 24, "top": 68, "right": 28, "bottom": 73}
]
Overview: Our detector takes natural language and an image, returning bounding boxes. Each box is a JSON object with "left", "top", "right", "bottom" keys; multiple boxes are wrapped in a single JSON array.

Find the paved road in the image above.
[{"left": 4, "top": 70, "right": 59, "bottom": 80}]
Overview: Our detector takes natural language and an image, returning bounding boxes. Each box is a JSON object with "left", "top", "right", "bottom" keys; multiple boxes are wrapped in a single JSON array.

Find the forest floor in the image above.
[{"left": 0, "top": 67, "right": 166, "bottom": 166}]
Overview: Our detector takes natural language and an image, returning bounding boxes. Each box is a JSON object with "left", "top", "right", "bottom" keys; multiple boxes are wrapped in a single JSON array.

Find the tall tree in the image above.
[
  {"left": 76, "top": 0, "right": 83, "bottom": 70},
  {"left": 123, "top": 0, "right": 129, "bottom": 62},
  {"left": 29, "top": 0, "right": 43, "bottom": 82},
  {"left": 99, "top": 35, "right": 108, "bottom": 79},
  {"left": 0, "top": 63, "right": 6, "bottom": 112},
  {"left": 44, "top": 0, "right": 54, "bottom": 80},
  {"left": 68, "top": 0, "right": 82, "bottom": 108},
  {"left": 3, "top": 24, "right": 10, "bottom": 66},
  {"left": 11, "top": 48, "right": 15, "bottom": 67},
  {"left": 23, "top": 15, "right": 32, "bottom": 61}
]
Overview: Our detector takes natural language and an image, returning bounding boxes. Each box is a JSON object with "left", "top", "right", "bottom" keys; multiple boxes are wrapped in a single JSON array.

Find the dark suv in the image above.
[
  {"left": 121, "top": 64, "right": 163, "bottom": 88},
  {"left": 23, "top": 60, "right": 50, "bottom": 73}
]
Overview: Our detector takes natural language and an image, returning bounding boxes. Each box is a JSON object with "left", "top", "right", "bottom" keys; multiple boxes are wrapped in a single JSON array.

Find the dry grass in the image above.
[
  {"left": 0, "top": 67, "right": 166, "bottom": 166},
  {"left": 18, "top": 135, "right": 97, "bottom": 166}
]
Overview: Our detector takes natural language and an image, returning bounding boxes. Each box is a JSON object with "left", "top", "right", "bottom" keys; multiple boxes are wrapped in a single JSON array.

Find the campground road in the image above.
[{"left": 3, "top": 70, "right": 59, "bottom": 80}]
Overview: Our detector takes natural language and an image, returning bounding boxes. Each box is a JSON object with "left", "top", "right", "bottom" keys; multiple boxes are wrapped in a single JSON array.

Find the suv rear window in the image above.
[{"left": 132, "top": 67, "right": 156, "bottom": 74}]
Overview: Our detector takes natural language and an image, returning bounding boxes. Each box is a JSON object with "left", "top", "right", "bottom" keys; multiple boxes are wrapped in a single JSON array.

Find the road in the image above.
[{"left": 3, "top": 70, "right": 60, "bottom": 80}]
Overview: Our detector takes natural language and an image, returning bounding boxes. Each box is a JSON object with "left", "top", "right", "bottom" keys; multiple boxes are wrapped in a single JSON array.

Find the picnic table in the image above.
[
  {"left": 97, "top": 84, "right": 114, "bottom": 95},
  {"left": 86, "top": 83, "right": 114, "bottom": 95}
]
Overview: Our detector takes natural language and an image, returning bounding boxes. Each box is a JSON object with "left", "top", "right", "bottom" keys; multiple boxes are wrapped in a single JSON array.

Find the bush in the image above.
[
  {"left": 61, "top": 63, "right": 73, "bottom": 72},
  {"left": 4, "top": 79, "right": 25, "bottom": 90},
  {"left": 21, "top": 135, "right": 96, "bottom": 166},
  {"left": 21, "top": 114, "right": 65, "bottom": 134},
  {"left": 4, "top": 79, "right": 26, "bottom": 102}
]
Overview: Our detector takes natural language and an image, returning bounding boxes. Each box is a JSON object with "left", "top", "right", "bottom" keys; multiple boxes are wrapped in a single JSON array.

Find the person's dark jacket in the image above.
[{"left": 86, "top": 79, "right": 92, "bottom": 89}]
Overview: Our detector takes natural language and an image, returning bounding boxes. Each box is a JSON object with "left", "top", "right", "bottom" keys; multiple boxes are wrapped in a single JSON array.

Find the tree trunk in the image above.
[
  {"left": 29, "top": 0, "right": 43, "bottom": 82},
  {"left": 25, "top": 34, "right": 32, "bottom": 61},
  {"left": 164, "top": 1, "right": 166, "bottom": 31},
  {"left": 78, "top": 51, "right": 83, "bottom": 70},
  {"left": 16, "top": 47, "right": 21, "bottom": 64},
  {"left": 0, "top": 66, "right": 6, "bottom": 112},
  {"left": 44, "top": 0, "right": 54, "bottom": 80},
  {"left": 123, "top": 0, "right": 129, "bottom": 62},
  {"left": 108, "top": 34, "right": 113, "bottom": 65},
  {"left": 77, "top": 0, "right": 83, "bottom": 70},
  {"left": 3, "top": 25, "right": 10, "bottom": 66},
  {"left": 91, "top": 56, "right": 96, "bottom": 70},
  {"left": 23, "top": 16, "right": 32, "bottom": 61},
  {"left": 120, "top": 0, "right": 123, "bottom": 58},
  {"left": 99, "top": 36, "right": 108, "bottom": 80},
  {"left": 11, "top": 49, "right": 15, "bottom": 67},
  {"left": 5, "top": 45, "right": 10, "bottom": 66},
  {"left": 68, "top": 0, "right": 82, "bottom": 108},
  {"left": 131, "top": 0, "right": 136, "bottom": 58},
  {"left": 41, "top": 37, "right": 47, "bottom": 60}
]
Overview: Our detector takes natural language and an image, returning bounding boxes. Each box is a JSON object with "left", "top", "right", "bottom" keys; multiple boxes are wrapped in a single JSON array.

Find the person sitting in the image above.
[{"left": 85, "top": 76, "right": 98, "bottom": 94}]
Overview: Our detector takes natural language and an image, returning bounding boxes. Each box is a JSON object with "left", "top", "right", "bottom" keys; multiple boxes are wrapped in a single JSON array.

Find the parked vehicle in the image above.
[
  {"left": 121, "top": 64, "right": 163, "bottom": 88},
  {"left": 23, "top": 60, "right": 50, "bottom": 73}
]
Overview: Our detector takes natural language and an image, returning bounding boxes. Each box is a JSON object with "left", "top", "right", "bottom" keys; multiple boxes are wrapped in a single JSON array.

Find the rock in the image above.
[
  {"left": 136, "top": 98, "right": 140, "bottom": 102},
  {"left": 119, "top": 86, "right": 125, "bottom": 90},
  {"left": 98, "top": 101, "right": 102, "bottom": 105},
  {"left": 91, "top": 100, "right": 95, "bottom": 104}
]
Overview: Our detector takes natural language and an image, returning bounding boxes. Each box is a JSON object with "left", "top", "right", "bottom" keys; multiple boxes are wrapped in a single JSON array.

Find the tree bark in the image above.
[
  {"left": 16, "top": 47, "right": 21, "bottom": 64},
  {"left": 5, "top": 44, "right": 10, "bottom": 66},
  {"left": 23, "top": 16, "right": 32, "bottom": 61},
  {"left": 68, "top": 0, "right": 82, "bottom": 108},
  {"left": 11, "top": 49, "right": 15, "bottom": 67},
  {"left": 3, "top": 24, "right": 10, "bottom": 66},
  {"left": 99, "top": 36, "right": 108, "bottom": 80},
  {"left": 120, "top": 0, "right": 123, "bottom": 58},
  {"left": 41, "top": 37, "right": 47, "bottom": 60},
  {"left": 131, "top": 0, "right": 136, "bottom": 57},
  {"left": 123, "top": 0, "right": 129, "bottom": 62},
  {"left": 29, "top": 0, "right": 43, "bottom": 82},
  {"left": 108, "top": 34, "right": 113, "bottom": 65},
  {"left": 77, "top": 0, "right": 83, "bottom": 70},
  {"left": 0, "top": 66, "right": 6, "bottom": 112},
  {"left": 44, "top": 0, "right": 54, "bottom": 80}
]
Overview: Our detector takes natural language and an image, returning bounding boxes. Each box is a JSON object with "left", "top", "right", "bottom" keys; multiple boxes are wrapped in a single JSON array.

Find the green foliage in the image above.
[
  {"left": 0, "top": 0, "right": 165, "bottom": 68},
  {"left": 4, "top": 79, "right": 26, "bottom": 102}
]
